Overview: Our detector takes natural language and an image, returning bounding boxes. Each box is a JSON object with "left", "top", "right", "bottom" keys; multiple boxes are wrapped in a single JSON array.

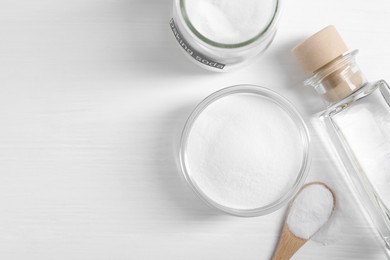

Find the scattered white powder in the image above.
[
  {"left": 184, "top": 0, "right": 277, "bottom": 44},
  {"left": 185, "top": 93, "right": 305, "bottom": 210},
  {"left": 287, "top": 184, "right": 334, "bottom": 240}
]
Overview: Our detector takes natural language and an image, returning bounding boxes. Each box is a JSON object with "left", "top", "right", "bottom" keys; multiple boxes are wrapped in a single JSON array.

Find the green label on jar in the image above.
[{"left": 169, "top": 18, "right": 225, "bottom": 70}]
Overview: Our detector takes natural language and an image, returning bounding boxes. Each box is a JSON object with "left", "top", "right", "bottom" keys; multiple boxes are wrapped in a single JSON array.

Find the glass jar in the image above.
[{"left": 169, "top": 0, "right": 282, "bottom": 72}]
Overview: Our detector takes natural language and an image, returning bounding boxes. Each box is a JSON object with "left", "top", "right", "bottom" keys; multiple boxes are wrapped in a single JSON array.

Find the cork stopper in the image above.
[
  {"left": 292, "top": 26, "right": 367, "bottom": 104},
  {"left": 292, "top": 26, "right": 349, "bottom": 74}
]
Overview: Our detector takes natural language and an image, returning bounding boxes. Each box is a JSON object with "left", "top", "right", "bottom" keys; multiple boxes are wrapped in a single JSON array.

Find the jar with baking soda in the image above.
[{"left": 169, "top": 0, "right": 282, "bottom": 72}]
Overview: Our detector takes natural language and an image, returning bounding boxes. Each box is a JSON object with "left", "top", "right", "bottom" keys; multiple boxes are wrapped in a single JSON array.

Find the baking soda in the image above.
[
  {"left": 287, "top": 184, "right": 334, "bottom": 240},
  {"left": 185, "top": 93, "right": 305, "bottom": 210},
  {"left": 184, "top": 0, "right": 277, "bottom": 44}
]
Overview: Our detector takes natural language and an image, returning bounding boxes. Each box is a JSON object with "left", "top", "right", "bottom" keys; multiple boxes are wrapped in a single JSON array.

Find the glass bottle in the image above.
[{"left": 293, "top": 26, "right": 390, "bottom": 248}]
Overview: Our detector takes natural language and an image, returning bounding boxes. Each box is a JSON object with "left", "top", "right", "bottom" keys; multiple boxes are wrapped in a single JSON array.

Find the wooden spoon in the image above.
[
  {"left": 272, "top": 182, "right": 336, "bottom": 260},
  {"left": 272, "top": 223, "right": 307, "bottom": 260}
]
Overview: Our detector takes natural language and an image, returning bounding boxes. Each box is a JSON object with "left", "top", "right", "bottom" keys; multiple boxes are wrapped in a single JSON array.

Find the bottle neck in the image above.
[{"left": 304, "top": 50, "right": 367, "bottom": 105}]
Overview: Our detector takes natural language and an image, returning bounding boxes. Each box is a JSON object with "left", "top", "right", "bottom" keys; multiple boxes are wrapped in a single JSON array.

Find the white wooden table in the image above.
[{"left": 1, "top": 0, "right": 390, "bottom": 259}]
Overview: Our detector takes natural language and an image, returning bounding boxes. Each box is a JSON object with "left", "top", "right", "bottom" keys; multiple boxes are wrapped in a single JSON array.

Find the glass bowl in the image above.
[{"left": 179, "top": 85, "right": 311, "bottom": 217}]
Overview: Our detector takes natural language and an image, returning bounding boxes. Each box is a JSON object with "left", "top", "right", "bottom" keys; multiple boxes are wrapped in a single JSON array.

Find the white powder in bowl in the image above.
[
  {"left": 184, "top": 0, "right": 278, "bottom": 44},
  {"left": 185, "top": 92, "right": 305, "bottom": 210},
  {"left": 287, "top": 184, "right": 335, "bottom": 240}
]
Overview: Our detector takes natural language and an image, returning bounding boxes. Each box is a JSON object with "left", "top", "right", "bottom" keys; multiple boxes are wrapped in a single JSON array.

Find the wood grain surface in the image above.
[{"left": 0, "top": 0, "right": 390, "bottom": 259}]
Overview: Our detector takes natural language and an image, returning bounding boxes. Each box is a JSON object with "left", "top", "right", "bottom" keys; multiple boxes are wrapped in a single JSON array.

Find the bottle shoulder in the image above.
[{"left": 319, "top": 80, "right": 390, "bottom": 119}]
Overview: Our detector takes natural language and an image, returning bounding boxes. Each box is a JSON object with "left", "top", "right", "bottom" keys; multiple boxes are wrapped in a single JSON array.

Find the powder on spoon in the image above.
[
  {"left": 287, "top": 183, "right": 335, "bottom": 240},
  {"left": 185, "top": 92, "right": 305, "bottom": 210},
  {"left": 184, "top": 0, "right": 277, "bottom": 44}
]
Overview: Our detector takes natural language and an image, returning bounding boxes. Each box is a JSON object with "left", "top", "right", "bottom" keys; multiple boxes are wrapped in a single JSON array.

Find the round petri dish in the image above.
[{"left": 179, "top": 85, "right": 311, "bottom": 217}]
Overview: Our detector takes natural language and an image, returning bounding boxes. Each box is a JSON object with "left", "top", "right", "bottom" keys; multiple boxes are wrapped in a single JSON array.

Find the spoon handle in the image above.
[{"left": 272, "top": 224, "right": 307, "bottom": 260}]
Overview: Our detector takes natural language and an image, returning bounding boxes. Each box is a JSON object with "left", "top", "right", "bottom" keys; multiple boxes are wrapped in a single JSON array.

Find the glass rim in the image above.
[
  {"left": 179, "top": 0, "right": 282, "bottom": 49},
  {"left": 179, "top": 85, "right": 311, "bottom": 217},
  {"left": 304, "top": 50, "right": 359, "bottom": 88}
]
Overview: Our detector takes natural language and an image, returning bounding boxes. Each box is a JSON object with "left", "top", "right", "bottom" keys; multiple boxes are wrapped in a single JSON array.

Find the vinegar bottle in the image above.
[{"left": 293, "top": 25, "right": 390, "bottom": 248}]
